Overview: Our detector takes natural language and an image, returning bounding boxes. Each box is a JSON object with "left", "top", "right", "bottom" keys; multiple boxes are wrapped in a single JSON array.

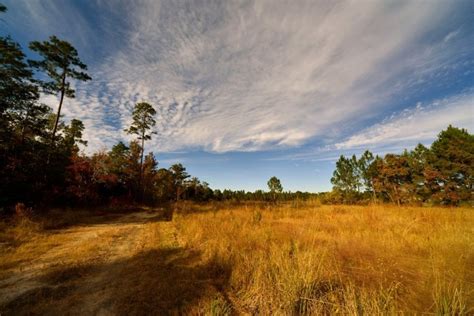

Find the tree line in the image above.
[
  {"left": 183, "top": 129, "right": 474, "bottom": 207},
  {"left": 0, "top": 4, "right": 318, "bottom": 211},
  {"left": 329, "top": 125, "right": 473, "bottom": 206},
  {"left": 1, "top": 4, "right": 472, "bottom": 212},
  {"left": 0, "top": 5, "right": 213, "bottom": 211}
]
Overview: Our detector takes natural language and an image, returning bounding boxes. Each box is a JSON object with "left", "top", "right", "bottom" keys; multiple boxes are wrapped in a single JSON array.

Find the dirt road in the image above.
[{"left": 0, "top": 210, "right": 225, "bottom": 315}]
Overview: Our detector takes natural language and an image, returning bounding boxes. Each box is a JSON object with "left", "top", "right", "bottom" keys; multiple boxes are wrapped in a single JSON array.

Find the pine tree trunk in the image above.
[
  {"left": 51, "top": 71, "right": 66, "bottom": 143},
  {"left": 140, "top": 136, "right": 144, "bottom": 177},
  {"left": 139, "top": 132, "right": 145, "bottom": 202}
]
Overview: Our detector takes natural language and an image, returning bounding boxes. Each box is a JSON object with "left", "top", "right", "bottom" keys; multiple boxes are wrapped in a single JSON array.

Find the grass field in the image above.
[{"left": 0, "top": 202, "right": 473, "bottom": 314}]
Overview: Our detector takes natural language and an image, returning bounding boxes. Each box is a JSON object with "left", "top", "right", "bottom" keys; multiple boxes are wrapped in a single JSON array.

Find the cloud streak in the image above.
[
  {"left": 335, "top": 92, "right": 474, "bottom": 150},
  {"left": 8, "top": 0, "right": 474, "bottom": 155}
]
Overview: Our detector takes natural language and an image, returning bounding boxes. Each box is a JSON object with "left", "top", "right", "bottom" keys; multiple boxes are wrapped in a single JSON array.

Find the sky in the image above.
[{"left": 2, "top": 0, "right": 473, "bottom": 192}]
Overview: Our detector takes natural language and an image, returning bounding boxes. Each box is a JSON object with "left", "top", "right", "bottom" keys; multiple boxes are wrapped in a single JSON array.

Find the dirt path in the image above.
[{"left": 0, "top": 211, "right": 194, "bottom": 315}]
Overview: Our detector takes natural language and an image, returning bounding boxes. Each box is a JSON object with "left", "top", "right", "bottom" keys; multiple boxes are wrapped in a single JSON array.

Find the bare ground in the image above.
[{"left": 0, "top": 210, "right": 229, "bottom": 315}]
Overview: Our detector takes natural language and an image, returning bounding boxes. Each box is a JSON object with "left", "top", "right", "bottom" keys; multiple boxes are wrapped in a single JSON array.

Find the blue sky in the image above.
[{"left": 2, "top": 0, "right": 473, "bottom": 192}]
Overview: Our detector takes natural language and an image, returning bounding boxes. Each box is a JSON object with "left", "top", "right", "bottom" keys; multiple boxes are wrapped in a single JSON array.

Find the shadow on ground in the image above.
[
  {"left": 43, "top": 207, "right": 175, "bottom": 230},
  {"left": 0, "top": 247, "right": 232, "bottom": 315}
]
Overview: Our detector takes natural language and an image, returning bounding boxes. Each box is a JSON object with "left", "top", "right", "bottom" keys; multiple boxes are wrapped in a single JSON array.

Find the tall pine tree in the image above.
[{"left": 29, "top": 36, "right": 91, "bottom": 143}]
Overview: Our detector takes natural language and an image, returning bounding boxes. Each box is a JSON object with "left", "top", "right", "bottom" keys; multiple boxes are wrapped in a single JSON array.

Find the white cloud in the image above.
[
  {"left": 334, "top": 92, "right": 474, "bottom": 150},
  {"left": 444, "top": 30, "right": 460, "bottom": 43},
  {"left": 16, "top": 0, "right": 473, "bottom": 154}
]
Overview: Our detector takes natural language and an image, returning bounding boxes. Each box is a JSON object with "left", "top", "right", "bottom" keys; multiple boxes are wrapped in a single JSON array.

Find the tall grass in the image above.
[
  {"left": 175, "top": 203, "right": 474, "bottom": 314},
  {"left": 1, "top": 203, "right": 472, "bottom": 314}
]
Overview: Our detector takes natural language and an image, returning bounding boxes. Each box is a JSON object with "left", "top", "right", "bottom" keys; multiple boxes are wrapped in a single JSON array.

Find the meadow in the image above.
[{"left": 0, "top": 202, "right": 473, "bottom": 315}]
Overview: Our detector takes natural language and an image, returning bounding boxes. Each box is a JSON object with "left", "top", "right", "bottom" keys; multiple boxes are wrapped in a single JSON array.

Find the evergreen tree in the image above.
[
  {"left": 155, "top": 168, "right": 175, "bottom": 201},
  {"left": 267, "top": 176, "right": 283, "bottom": 202},
  {"left": 125, "top": 140, "right": 142, "bottom": 200},
  {"left": 142, "top": 152, "right": 158, "bottom": 203},
  {"left": 372, "top": 154, "right": 413, "bottom": 206},
  {"left": 357, "top": 150, "right": 375, "bottom": 195},
  {"left": 0, "top": 36, "right": 39, "bottom": 141},
  {"left": 169, "top": 163, "right": 189, "bottom": 201},
  {"left": 125, "top": 102, "right": 157, "bottom": 196},
  {"left": 63, "top": 119, "right": 87, "bottom": 152},
  {"left": 108, "top": 141, "right": 130, "bottom": 191},
  {"left": 29, "top": 36, "right": 91, "bottom": 143},
  {"left": 429, "top": 126, "right": 473, "bottom": 204},
  {"left": 331, "top": 155, "right": 361, "bottom": 202},
  {"left": 0, "top": 35, "right": 45, "bottom": 207},
  {"left": 406, "top": 144, "right": 432, "bottom": 202}
]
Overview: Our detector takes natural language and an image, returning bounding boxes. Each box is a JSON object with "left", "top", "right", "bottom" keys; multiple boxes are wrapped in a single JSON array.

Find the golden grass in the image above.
[
  {"left": 174, "top": 203, "right": 474, "bottom": 314},
  {"left": 0, "top": 210, "right": 230, "bottom": 314},
  {"left": 0, "top": 203, "right": 472, "bottom": 315}
]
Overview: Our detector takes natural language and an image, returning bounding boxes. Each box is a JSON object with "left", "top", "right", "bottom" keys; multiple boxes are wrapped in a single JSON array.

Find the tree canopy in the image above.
[
  {"left": 329, "top": 126, "right": 473, "bottom": 205},
  {"left": 0, "top": 3, "right": 472, "bottom": 210},
  {"left": 29, "top": 36, "right": 91, "bottom": 142}
]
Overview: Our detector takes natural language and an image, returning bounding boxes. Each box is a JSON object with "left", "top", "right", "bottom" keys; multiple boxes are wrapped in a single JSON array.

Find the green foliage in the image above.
[
  {"left": 331, "top": 155, "right": 360, "bottom": 192},
  {"left": 125, "top": 102, "right": 157, "bottom": 141},
  {"left": 28, "top": 36, "right": 91, "bottom": 97},
  {"left": 125, "top": 102, "right": 157, "bottom": 200},
  {"left": 372, "top": 154, "right": 413, "bottom": 206},
  {"left": 0, "top": 3, "right": 471, "bottom": 210},
  {"left": 331, "top": 154, "right": 369, "bottom": 203},
  {"left": 184, "top": 177, "right": 213, "bottom": 201},
  {"left": 267, "top": 176, "right": 283, "bottom": 193},
  {"left": 0, "top": 21, "right": 93, "bottom": 209},
  {"left": 267, "top": 176, "right": 283, "bottom": 202},
  {"left": 0, "top": 36, "right": 39, "bottom": 132},
  {"left": 329, "top": 126, "right": 473, "bottom": 205},
  {"left": 0, "top": 35, "right": 49, "bottom": 203},
  {"left": 429, "top": 125, "right": 473, "bottom": 204},
  {"left": 28, "top": 36, "right": 91, "bottom": 142},
  {"left": 169, "top": 163, "right": 190, "bottom": 201},
  {"left": 358, "top": 150, "right": 375, "bottom": 193},
  {"left": 63, "top": 119, "right": 87, "bottom": 150}
]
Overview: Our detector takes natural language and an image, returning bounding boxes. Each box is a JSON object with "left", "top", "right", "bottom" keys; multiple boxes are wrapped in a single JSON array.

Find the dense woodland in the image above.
[
  {"left": 0, "top": 4, "right": 472, "bottom": 213},
  {"left": 328, "top": 127, "right": 473, "bottom": 206}
]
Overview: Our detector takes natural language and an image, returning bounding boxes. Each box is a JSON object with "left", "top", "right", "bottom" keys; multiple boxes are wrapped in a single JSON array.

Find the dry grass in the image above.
[
  {"left": 174, "top": 202, "right": 474, "bottom": 314},
  {"left": 0, "top": 209, "right": 229, "bottom": 315},
  {"left": 0, "top": 203, "right": 472, "bottom": 315}
]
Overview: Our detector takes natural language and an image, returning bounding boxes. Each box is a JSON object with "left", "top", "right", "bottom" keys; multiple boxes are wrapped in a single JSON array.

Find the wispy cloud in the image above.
[
  {"left": 272, "top": 92, "right": 473, "bottom": 162},
  {"left": 9, "top": 0, "right": 474, "bottom": 155},
  {"left": 335, "top": 92, "right": 474, "bottom": 150}
]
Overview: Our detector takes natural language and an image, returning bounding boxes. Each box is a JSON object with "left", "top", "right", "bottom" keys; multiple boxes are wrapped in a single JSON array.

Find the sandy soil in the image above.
[{"left": 0, "top": 210, "right": 200, "bottom": 315}]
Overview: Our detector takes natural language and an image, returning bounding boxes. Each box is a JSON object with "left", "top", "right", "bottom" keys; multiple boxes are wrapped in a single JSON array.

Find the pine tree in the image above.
[
  {"left": 429, "top": 126, "right": 473, "bottom": 204},
  {"left": 29, "top": 36, "right": 91, "bottom": 143},
  {"left": 331, "top": 155, "right": 361, "bottom": 202},
  {"left": 124, "top": 102, "right": 157, "bottom": 199},
  {"left": 0, "top": 36, "right": 39, "bottom": 139},
  {"left": 267, "top": 176, "right": 283, "bottom": 202},
  {"left": 169, "top": 163, "right": 189, "bottom": 201}
]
